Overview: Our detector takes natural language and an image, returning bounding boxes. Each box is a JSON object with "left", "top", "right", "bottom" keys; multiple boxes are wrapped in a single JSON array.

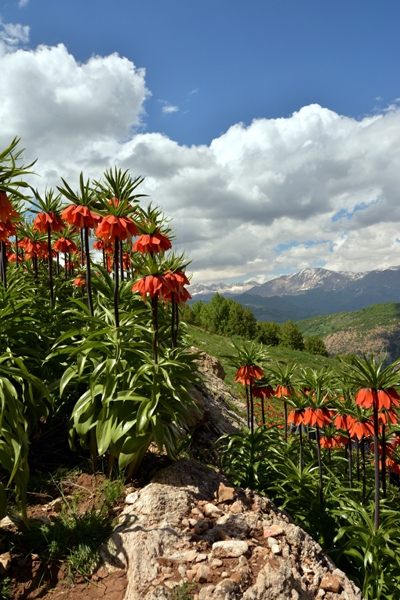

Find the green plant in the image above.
[
  {"left": 0, "top": 577, "right": 12, "bottom": 600},
  {"left": 332, "top": 499, "right": 400, "bottom": 599},
  {"left": 170, "top": 582, "right": 198, "bottom": 600}
]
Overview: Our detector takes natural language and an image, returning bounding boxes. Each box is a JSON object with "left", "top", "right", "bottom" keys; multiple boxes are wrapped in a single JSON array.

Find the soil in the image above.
[{"left": 1, "top": 426, "right": 174, "bottom": 600}]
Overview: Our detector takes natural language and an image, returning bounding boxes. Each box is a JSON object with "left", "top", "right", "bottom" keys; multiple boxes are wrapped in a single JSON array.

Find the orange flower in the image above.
[
  {"left": 348, "top": 419, "right": 374, "bottom": 440},
  {"left": 133, "top": 232, "right": 172, "bottom": 254},
  {"left": 356, "top": 387, "right": 400, "bottom": 410},
  {"left": 19, "top": 238, "right": 48, "bottom": 259},
  {"left": 61, "top": 205, "right": 101, "bottom": 229},
  {"left": 122, "top": 252, "right": 131, "bottom": 270},
  {"left": 234, "top": 365, "right": 264, "bottom": 385},
  {"left": 302, "top": 408, "right": 332, "bottom": 427},
  {"left": 132, "top": 274, "right": 172, "bottom": 300},
  {"left": 53, "top": 238, "right": 78, "bottom": 254},
  {"left": 93, "top": 239, "right": 112, "bottom": 252},
  {"left": 162, "top": 270, "right": 191, "bottom": 304},
  {"left": 334, "top": 414, "right": 355, "bottom": 431},
  {"left": 0, "top": 191, "right": 19, "bottom": 221},
  {"left": 95, "top": 215, "right": 138, "bottom": 243},
  {"left": 386, "top": 458, "right": 400, "bottom": 476},
  {"left": 7, "top": 252, "right": 22, "bottom": 263},
  {"left": 0, "top": 220, "right": 17, "bottom": 241},
  {"left": 274, "top": 385, "right": 294, "bottom": 398},
  {"left": 320, "top": 436, "right": 341, "bottom": 449},
  {"left": 73, "top": 274, "right": 86, "bottom": 287},
  {"left": 33, "top": 212, "right": 64, "bottom": 233},
  {"left": 288, "top": 409, "right": 306, "bottom": 426},
  {"left": 378, "top": 410, "right": 398, "bottom": 425},
  {"left": 252, "top": 385, "right": 274, "bottom": 398}
]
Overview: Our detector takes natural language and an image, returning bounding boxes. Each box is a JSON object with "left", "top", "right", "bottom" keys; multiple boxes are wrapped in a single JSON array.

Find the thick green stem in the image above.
[
  {"left": 0, "top": 241, "right": 5, "bottom": 287},
  {"left": 15, "top": 235, "right": 19, "bottom": 269},
  {"left": 316, "top": 424, "right": 323, "bottom": 504},
  {"left": 113, "top": 236, "right": 120, "bottom": 327},
  {"left": 261, "top": 394, "right": 265, "bottom": 426},
  {"left": 119, "top": 240, "right": 124, "bottom": 281},
  {"left": 361, "top": 436, "right": 366, "bottom": 506},
  {"left": 47, "top": 225, "right": 54, "bottom": 308},
  {"left": 84, "top": 226, "right": 94, "bottom": 317},
  {"left": 151, "top": 295, "right": 159, "bottom": 364},
  {"left": 381, "top": 423, "right": 387, "bottom": 498},
  {"left": 249, "top": 379, "right": 254, "bottom": 435},
  {"left": 283, "top": 402, "right": 288, "bottom": 444},
  {"left": 372, "top": 391, "right": 380, "bottom": 531},
  {"left": 299, "top": 424, "right": 303, "bottom": 473},
  {"left": 348, "top": 438, "right": 353, "bottom": 489},
  {"left": 245, "top": 385, "right": 250, "bottom": 428}
]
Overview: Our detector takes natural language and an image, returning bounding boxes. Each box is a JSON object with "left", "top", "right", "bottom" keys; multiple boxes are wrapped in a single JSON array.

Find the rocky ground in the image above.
[
  {"left": 104, "top": 459, "right": 363, "bottom": 600},
  {"left": 0, "top": 352, "right": 364, "bottom": 599}
]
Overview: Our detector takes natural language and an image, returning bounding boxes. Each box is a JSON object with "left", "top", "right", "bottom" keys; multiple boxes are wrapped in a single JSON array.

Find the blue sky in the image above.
[
  {"left": 2, "top": 0, "right": 400, "bottom": 145},
  {"left": 1, "top": 0, "right": 400, "bottom": 283}
]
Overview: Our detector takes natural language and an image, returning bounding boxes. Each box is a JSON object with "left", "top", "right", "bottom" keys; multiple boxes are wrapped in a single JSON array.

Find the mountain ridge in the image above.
[{"left": 190, "top": 265, "right": 400, "bottom": 322}]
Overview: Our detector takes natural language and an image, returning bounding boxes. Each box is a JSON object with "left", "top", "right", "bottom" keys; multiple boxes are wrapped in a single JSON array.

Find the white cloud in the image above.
[
  {"left": 162, "top": 103, "right": 179, "bottom": 114},
  {"left": 1, "top": 38, "right": 400, "bottom": 285},
  {"left": 18, "top": 0, "right": 30, "bottom": 7},
  {"left": 0, "top": 16, "right": 29, "bottom": 52}
]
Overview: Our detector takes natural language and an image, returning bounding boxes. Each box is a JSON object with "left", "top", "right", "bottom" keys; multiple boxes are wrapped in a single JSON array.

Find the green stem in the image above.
[
  {"left": 47, "top": 225, "right": 54, "bottom": 308},
  {"left": 372, "top": 391, "right": 380, "bottom": 531},
  {"left": 316, "top": 424, "right": 323, "bottom": 504},
  {"left": 113, "top": 236, "right": 120, "bottom": 327},
  {"left": 84, "top": 226, "right": 94, "bottom": 317},
  {"left": 151, "top": 295, "right": 159, "bottom": 364}
]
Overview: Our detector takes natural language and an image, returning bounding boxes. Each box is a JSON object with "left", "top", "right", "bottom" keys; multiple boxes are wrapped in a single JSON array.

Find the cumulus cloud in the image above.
[
  {"left": 0, "top": 16, "right": 29, "bottom": 52},
  {"left": 1, "top": 36, "right": 400, "bottom": 284}
]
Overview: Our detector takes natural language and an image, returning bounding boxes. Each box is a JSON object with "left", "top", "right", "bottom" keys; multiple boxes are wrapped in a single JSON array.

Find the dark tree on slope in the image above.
[
  {"left": 227, "top": 303, "right": 257, "bottom": 339},
  {"left": 279, "top": 320, "right": 305, "bottom": 350},
  {"left": 304, "top": 335, "right": 329, "bottom": 357},
  {"left": 256, "top": 321, "right": 281, "bottom": 346}
]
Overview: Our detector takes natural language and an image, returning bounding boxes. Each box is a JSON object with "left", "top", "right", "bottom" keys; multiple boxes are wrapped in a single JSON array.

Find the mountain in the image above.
[
  {"left": 191, "top": 266, "right": 400, "bottom": 322},
  {"left": 190, "top": 280, "right": 260, "bottom": 302},
  {"left": 297, "top": 302, "right": 400, "bottom": 360},
  {"left": 244, "top": 267, "right": 365, "bottom": 296}
]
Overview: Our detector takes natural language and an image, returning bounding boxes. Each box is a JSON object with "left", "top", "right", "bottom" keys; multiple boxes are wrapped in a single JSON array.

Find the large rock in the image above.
[
  {"left": 107, "top": 459, "right": 363, "bottom": 600},
  {"left": 187, "top": 351, "right": 246, "bottom": 458}
]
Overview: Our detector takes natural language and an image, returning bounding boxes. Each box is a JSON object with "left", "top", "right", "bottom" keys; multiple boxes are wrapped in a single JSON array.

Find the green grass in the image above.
[
  {"left": 297, "top": 302, "right": 400, "bottom": 338},
  {"left": 186, "top": 324, "right": 338, "bottom": 392},
  {"left": 9, "top": 477, "right": 123, "bottom": 583}
]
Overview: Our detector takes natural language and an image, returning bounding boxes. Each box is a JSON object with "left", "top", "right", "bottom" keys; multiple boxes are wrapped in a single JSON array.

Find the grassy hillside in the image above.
[
  {"left": 186, "top": 324, "right": 337, "bottom": 392},
  {"left": 297, "top": 302, "right": 400, "bottom": 359}
]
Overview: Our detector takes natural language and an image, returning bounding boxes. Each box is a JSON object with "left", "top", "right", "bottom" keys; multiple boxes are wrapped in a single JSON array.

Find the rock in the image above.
[
  {"left": 185, "top": 550, "right": 198, "bottom": 562},
  {"left": 0, "top": 515, "right": 21, "bottom": 532},
  {"left": 197, "top": 352, "right": 226, "bottom": 380},
  {"left": 264, "top": 524, "right": 284, "bottom": 538},
  {"left": 195, "top": 553, "right": 208, "bottom": 563},
  {"left": 203, "top": 503, "right": 223, "bottom": 518},
  {"left": 229, "top": 501, "right": 244, "bottom": 514},
  {"left": 49, "top": 497, "right": 63, "bottom": 512},
  {"left": 195, "top": 564, "right": 211, "bottom": 583},
  {"left": 217, "top": 483, "right": 236, "bottom": 503},
  {"left": 145, "top": 587, "right": 171, "bottom": 600},
  {"left": 212, "top": 540, "right": 249, "bottom": 558},
  {"left": 211, "top": 558, "right": 223, "bottom": 567},
  {"left": 320, "top": 573, "right": 342, "bottom": 593},
  {"left": 0, "top": 552, "right": 11, "bottom": 574},
  {"left": 103, "top": 459, "right": 363, "bottom": 600},
  {"left": 125, "top": 492, "right": 139, "bottom": 505}
]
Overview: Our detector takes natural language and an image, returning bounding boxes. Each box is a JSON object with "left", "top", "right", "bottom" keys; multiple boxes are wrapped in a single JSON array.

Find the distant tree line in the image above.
[{"left": 183, "top": 294, "right": 328, "bottom": 356}]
